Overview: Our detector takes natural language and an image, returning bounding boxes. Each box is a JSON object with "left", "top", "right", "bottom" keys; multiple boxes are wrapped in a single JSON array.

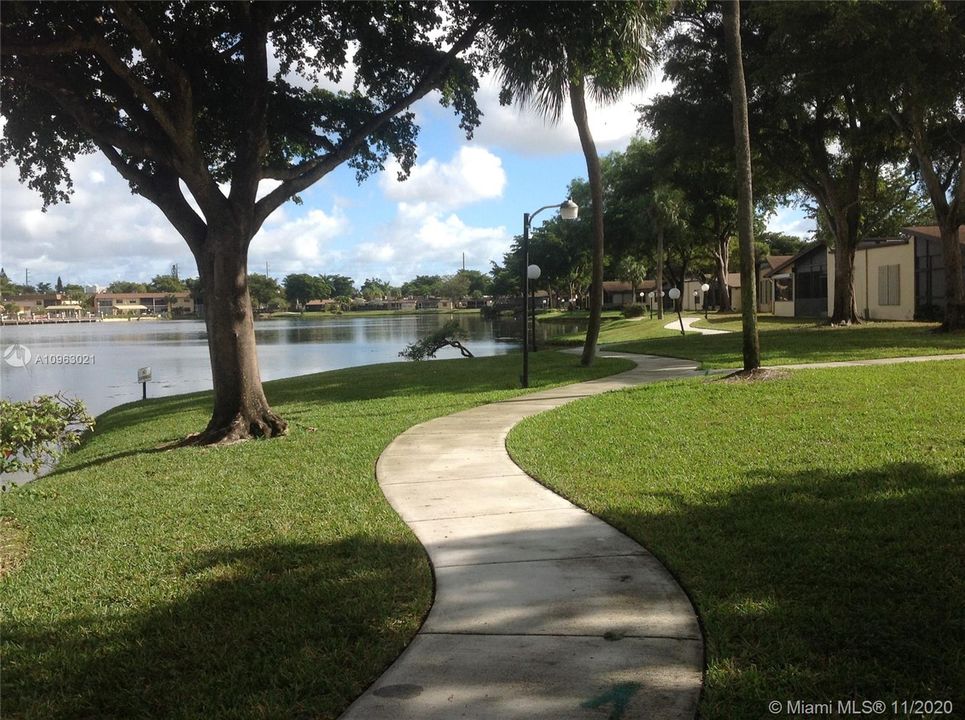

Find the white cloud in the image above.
[
  {"left": 0, "top": 152, "right": 350, "bottom": 285},
  {"left": 249, "top": 205, "right": 349, "bottom": 274},
  {"left": 464, "top": 71, "right": 673, "bottom": 156},
  {"left": 380, "top": 146, "right": 506, "bottom": 211},
  {"left": 768, "top": 207, "right": 815, "bottom": 239},
  {"left": 346, "top": 201, "right": 510, "bottom": 285},
  {"left": 1, "top": 154, "right": 195, "bottom": 285}
]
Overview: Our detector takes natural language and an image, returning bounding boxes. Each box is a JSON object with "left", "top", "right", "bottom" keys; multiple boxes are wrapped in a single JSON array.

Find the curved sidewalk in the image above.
[
  {"left": 664, "top": 315, "right": 730, "bottom": 335},
  {"left": 340, "top": 353, "right": 706, "bottom": 720}
]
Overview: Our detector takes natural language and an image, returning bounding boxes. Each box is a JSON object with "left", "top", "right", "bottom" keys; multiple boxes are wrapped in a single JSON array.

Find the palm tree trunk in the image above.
[
  {"left": 656, "top": 226, "right": 665, "bottom": 320},
  {"left": 570, "top": 78, "right": 605, "bottom": 367},
  {"left": 723, "top": 0, "right": 760, "bottom": 370}
]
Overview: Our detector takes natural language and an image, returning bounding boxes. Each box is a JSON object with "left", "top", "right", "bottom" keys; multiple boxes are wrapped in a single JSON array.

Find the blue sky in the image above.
[{"left": 0, "top": 70, "right": 813, "bottom": 290}]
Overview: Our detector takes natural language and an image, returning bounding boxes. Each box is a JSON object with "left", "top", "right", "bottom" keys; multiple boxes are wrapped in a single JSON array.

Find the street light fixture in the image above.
[
  {"left": 521, "top": 199, "right": 579, "bottom": 387},
  {"left": 647, "top": 291, "right": 655, "bottom": 319},
  {"left": 700, "top": 282, "right": 711, "bottom": 320}
]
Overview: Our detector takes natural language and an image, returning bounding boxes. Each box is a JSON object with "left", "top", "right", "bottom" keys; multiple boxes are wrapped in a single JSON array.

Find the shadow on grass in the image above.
[
  {"left": 606, "top": 323, "right": 964, "bottom": 367},
  {"left": 2, "top": 537, "right": 431, "bottom": 720},
  {"left": 592, "top": 461, "right": 964, "bottom": 716}
]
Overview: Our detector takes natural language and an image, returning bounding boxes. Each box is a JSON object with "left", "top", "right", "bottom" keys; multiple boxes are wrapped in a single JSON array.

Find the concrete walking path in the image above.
[
  {"left": 773, "top": 352, "right": 965, "bottom": 369},
  {"left": 663, "top": 315, "right": 730, "bottom": 335},
  {"left": 340, "top": 353, "right": 707, "bottom": 720}
]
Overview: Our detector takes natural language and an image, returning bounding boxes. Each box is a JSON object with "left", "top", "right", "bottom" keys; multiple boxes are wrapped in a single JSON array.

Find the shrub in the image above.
[
  {"left": 0, "top": 395, "right": 94, "bottom": 477},
  {"left": 622, "top": 303, "right": 645, "bottom": 318}
]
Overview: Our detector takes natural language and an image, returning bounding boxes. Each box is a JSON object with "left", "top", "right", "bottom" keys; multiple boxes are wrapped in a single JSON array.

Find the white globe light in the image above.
[
  {"left": 527, "top": 264, "right": 541, "bottom": 280},
  {"left": 647, "top": 291, "right": 654, "bottom": 298},
  {"left": 668, "top": 287, "right": 681, "bottom": 300},
  {"left": 700, "top": 283, "right": 710, "bottom": 292},
  {"left": 559, "top": 199, "right": 579, "bottom": 221}
]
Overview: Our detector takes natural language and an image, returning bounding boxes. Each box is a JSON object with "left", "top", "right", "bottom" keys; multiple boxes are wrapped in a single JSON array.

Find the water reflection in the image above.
[{"left": 0, "top": 314, "right": 586, "bottom": 418}]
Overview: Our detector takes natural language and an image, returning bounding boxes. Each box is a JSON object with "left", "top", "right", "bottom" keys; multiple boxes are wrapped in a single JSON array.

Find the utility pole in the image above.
[{"left": 25, "top": 268, "right": 29, "bottom": 290}]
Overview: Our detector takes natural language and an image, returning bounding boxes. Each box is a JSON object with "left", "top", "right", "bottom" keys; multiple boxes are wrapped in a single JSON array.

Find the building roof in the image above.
[
  {"left": 902, "top": 225, "right": 964, "bottom": 244},
  {"left": 602, "top": 279, "right": 657, "bottom": 293},
  {"left": 768, "top": 241, "right": 826, "bottom": 275},
  {"left": 760, "top": 255, "right": 794, "bottom": 277},
  {"left": 856, "top": 236, "right": 909, "bottom": 250}
]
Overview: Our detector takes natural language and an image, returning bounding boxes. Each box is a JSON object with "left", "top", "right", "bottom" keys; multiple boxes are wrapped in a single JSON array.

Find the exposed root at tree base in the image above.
[
  {"left": 179, "top": 411, "right": 289, "bottom": 447},
  {"left": 719, "top": 368, "right": 789, "bottom": 383}
]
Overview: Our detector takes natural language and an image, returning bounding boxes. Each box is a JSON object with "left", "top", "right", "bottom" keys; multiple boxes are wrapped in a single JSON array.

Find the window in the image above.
[
  {"left": 775, "top": 277, "right": 792, "bottom": 302},
  {"left": 878, "top": 264, "right": 900, "bottom": 306}
]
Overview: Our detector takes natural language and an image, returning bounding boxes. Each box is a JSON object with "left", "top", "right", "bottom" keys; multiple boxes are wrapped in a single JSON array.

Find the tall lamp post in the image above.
[
  {"left": 700, "top": 282, "right": 710, "bottom": 320},
  {"left": 669, "top": 287, "right": 684, "bottom": 335},
  {"left": 647, "top": 291, "right": 655, "bottom": 319},
  {"left": 522, "top": 199, "right": 578, "bottom": 387},
  {"left": 528, "top": 263, "right": 541, "bottom": 352}
]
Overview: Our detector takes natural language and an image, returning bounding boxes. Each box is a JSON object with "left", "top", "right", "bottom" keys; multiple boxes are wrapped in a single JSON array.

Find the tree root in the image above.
[{"left": 180, "top": 409, "right": 289, "bottom": 447}]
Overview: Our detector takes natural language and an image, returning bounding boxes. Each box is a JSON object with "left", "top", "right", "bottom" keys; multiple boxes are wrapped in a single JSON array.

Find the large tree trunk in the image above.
[
  {"left": 831, "top": 240, "right": 860, "bottom": 325},
  {"left": 713, "top": 235, "right": 732, "bottom": 312},
  {"left": 190, "top": 232, "right": 287, "bottom": 445},
  {"left": 656, "top": 226, "right": 665, "bottom": 320},
  {"left": 890, "top": 110, "right": 963, "bottom": 331},
  {"left": 723, "top": 0, "right": 760, "bottom": 371},
  {"left": 829, "top": 201, "right": 861, "bottom": 324},
  {"left": 571, "top": 78, "right": 605, "bottom": 367}
]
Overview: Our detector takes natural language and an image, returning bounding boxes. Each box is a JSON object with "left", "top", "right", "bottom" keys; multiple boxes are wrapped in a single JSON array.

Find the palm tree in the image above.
[
  {"left": 615, "top": 256, "right": 647, "bottom": 305},
  {"left": 722, "top": 0, "right": 761, "bottom": 370},
  {"left": 488, "top": 3, "right": 662, "bottom": 365},
  {"left": 648, "top": 185, "right": 683, "bottom": 320}
]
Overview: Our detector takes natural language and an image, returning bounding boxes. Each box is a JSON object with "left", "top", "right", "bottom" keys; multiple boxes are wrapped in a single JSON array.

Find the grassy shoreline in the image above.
[
  {"left": 259, "top": 308, "right": 481, "bottom": 320},
  {"left": 0, "top": 352, "right": 632, "bottom": 720}
]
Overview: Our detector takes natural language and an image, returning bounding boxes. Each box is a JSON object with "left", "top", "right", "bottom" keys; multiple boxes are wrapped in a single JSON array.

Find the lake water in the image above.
[{"left": 0, "top": 313, "right": 581, "bottom": 418}]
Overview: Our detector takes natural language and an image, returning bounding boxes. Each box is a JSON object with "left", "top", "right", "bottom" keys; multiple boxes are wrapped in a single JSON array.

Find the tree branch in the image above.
[
  {"left": 228, "top": 3, "right": 272, "bottom": 217},
  {"left": 251, "top": 11, "right": 492, "bottom": 233},
  {"left": 89, "top": 35, "right": 179, "bottom": 140},
  {"left": 6, "top": 65, "right": 171, "bottom": 165},
  {"left": 96, "top": 141, "right": 207, "bottom": 252}
]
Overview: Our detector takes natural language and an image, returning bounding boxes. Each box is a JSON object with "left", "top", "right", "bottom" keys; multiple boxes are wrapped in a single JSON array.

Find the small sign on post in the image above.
[{"left": 138, "top": 366, "right": 152, "bottom": 400}]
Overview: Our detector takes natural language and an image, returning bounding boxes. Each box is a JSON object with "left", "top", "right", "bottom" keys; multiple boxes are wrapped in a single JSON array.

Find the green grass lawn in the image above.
[
  {"left": 507, "top": 362, "right": 965, "bottom": 718},
  {"left": 537, "top": 309, "right": 624, "bottom": 323},
  {"left": 572, "top": 313, "right": 964, "bottom": 368},
  {"left": 0, "top": 352, "right": 632, "bottom": 720},
  {"left": 551, "top": 314, "right": 681, "bottom": 344}
]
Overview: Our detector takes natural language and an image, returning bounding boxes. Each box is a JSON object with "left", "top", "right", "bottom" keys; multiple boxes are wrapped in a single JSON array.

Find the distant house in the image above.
[
  {"left": 603, "top": 279, "right": 657, "bottom": 308},
  {"left": 94, "top": 291, "right": 194, "bottom": 317},
  {"left": 758, "top": 256, "right": 794, "bottom": 313},
  {"left": 304, "top": 298, "right": 338, "bottom": 312},
  {"left": 765, "top": 226, "right": 964, "bottom": 321},
  {"left": 4, "top": 293, "right": 84, "bottom": 317},
  {"left": 415, "top": 297, "right": 453, "bottom": 310},
  {"left": 903, "top": 225, "right": 965, "bottom": 320}
]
